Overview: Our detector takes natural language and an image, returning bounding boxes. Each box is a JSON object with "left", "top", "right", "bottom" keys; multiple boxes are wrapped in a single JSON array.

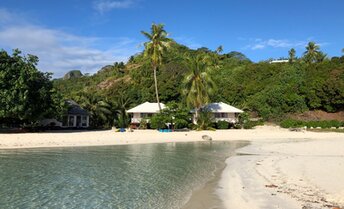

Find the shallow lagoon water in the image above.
[{"left": 0, "top": 141, "right": 247, "bottom": 209}]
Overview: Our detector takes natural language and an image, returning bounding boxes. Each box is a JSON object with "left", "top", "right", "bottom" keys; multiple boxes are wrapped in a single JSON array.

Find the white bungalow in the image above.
[
  {"left": 193, "top": 102, "right": 243, "bottom": 124},
  {"left": 127, "top": 102, "right": 166, "bottom": 124}
]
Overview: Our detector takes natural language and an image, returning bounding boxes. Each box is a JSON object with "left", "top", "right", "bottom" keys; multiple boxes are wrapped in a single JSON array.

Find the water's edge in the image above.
[{"left": 182, "top": 141, "right": 250, "bottom": 209}]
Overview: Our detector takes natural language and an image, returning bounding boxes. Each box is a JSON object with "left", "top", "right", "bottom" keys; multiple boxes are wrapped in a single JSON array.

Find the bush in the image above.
[
  {"left": 217, "top": 121, "right": 230, "bottom": 129},
  {"left": 280, "top": 119, "right": 304, "bottom": 128},
  {"left": 150, "top": 114, "right": 168, "bottom": 129},
  {"left": 139, "top": 119, "right": 148, "bottom": 129},
  {"left": 280, "top": 119, "right": 344, "bottom": 129}
]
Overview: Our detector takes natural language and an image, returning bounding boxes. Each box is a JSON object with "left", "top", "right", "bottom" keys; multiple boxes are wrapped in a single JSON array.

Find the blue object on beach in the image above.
[{"left": 120, "top": 128, "right": 126, "bottom": 132}]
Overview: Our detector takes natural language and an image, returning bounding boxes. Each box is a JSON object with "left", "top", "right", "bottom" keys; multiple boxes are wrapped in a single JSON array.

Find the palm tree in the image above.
[
  {"left": 303, "top": 42, "right": 320, "bottom": 63},
  {"left": 182, "top": 55, "right": 216, "bottom": 122},
  {"left": 114, "top": 94, "right": 132, "bottom": 128},
  {"left": 215, "top": 45, "right": 223, "bottom": 54},
  {"left": 141, "top": 23, "right": 172, "bottom": 111},
  {"left": 77, "top": 94, "right": 112, "bottom": 127},
  {"left": 342, "top": 48, "right": 344, "bottom": 55},
  {"left": 288, "top": 48, "right": 296, "bottom": 63}
]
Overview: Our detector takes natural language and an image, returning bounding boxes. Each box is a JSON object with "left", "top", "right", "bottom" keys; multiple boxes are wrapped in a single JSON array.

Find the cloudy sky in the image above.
[{"left": 1, "top": 0, "right": 343, "bottom": 77}]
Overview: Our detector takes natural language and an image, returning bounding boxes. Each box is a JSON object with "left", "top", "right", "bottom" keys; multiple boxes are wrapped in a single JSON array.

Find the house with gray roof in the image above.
[{"left": 61, "top": 100, "right": 90, "bottom": 128}]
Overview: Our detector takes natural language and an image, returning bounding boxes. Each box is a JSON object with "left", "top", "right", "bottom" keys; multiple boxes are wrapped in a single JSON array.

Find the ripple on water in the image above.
[{"left": 0, "top": 141, "right": 246, "bottom": 209}]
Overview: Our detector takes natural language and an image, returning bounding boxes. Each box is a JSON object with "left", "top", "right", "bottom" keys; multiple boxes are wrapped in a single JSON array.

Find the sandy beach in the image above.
[{"left": 1, "top": 125, "right": 343, "bottom": 208}]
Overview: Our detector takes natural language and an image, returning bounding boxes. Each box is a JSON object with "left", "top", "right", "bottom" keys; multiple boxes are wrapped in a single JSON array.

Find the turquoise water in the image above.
[{"left": 0, "top": 141, "right": 247, "bottom": 209}]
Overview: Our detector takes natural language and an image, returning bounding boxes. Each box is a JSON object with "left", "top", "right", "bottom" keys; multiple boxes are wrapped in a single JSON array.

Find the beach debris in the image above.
[
  {"left": 202, "top": 135, "right": 212, "bottom": 141},
  {"left": 289, "top": 128, "right": 302, "bottom": 132},
  {"left": 265, "top": 184, "right": 278, "bottom": 188}
]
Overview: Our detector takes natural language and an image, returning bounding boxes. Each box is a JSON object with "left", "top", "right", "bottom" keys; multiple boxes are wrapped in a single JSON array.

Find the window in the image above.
[
  {"left": 81, "top": 116, "right": 87, "bottom": 127},
  {"left": 214, "top": 113, "right": 227, "bottom": 118},
  {"left": 140, "top": 113, "right": 153, "bottom": 118}
]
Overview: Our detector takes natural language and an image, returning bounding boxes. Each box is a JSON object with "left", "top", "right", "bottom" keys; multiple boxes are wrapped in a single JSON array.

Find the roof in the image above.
[
  {"left": 66, "top": 100, "right": 89, "bottom": 115},
  {"left": 127, "top": 102, "right": 166, "bottom": 113},
  {"left": 201, "top": 102, "right": 243, "bottom": 113}
]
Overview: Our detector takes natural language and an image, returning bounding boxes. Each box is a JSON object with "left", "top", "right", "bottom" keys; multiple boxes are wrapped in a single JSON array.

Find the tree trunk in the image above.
[
  {"left": 153, "top": 65, "right": 162, "bottom": 112},
  {"left": 194, "top": 108, "right": 200, "bottom": 124}
]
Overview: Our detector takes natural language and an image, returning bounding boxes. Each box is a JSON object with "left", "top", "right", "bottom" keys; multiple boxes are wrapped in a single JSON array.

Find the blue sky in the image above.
[{"left": 0, "top": 0, "right": 343, "bottom": 77}]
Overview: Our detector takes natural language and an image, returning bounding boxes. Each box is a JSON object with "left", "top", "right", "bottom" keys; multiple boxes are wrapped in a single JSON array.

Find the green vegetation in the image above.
[
  {"left": 141, "top": 23, "right": 172, "bottom": 111},
  {"left": 280, "top": 119, "right": 344, "bottom": 129},
  {"left": 1, "top": 24, "right": 344, "bottom": 130},
  {"left": 216, "top": 121, "right": 230, "bottom": 129},
  {"left": 0, "top": 49, "right": 64, "bottom": 127}
]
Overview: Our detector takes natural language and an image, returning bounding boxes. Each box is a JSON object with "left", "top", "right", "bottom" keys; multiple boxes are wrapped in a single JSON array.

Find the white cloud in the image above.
[
  {"left": 251, "top": 44, "right": 265, "bottom": 50},
  {"left": 245, "top": 38, "right": 307, "bottom": 50},
  {"left": 0, "top": 25, "right": 141, "bottom": 78},
  {"left": 93, "top": 0, "right": 135, "bottom": 14}
]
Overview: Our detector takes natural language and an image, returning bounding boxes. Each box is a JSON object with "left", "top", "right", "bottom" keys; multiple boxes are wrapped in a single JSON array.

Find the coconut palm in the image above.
[
  {"left": 303, "top": 42, "right": 320, "bottom": 63},
  {"left": 182, "top": 55, "right": 216, "bottom": 122},
  {"left": 288, "top": 48, "right": 296, "bottom": 63},
  {"left": 114, "top": 94, "right": 132, "bottom": 128},
  {"left": 77, "top": 94, "right": 112, "bottom": 127},
  {"left": 141, "top": 23, "right": 172, "bottom": 111},
  {"left": 215, "top": 45, "right": 223, "bottom": 54}
]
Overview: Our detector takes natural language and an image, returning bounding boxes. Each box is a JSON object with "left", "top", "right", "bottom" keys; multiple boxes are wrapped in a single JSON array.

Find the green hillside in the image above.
[{"left": 53, "top": 41, "right": 344, "bottom": 123}]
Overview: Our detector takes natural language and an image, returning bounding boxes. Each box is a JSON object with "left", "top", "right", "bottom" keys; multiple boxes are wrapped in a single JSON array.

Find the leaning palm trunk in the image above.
[{"left": 153, "top": 65, "right": 162, "bottom": 111}]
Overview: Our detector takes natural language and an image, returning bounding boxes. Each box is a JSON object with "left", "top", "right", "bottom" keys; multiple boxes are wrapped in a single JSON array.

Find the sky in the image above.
[{"left": 0, "top": 0, "right": 343, "bottom": 77}]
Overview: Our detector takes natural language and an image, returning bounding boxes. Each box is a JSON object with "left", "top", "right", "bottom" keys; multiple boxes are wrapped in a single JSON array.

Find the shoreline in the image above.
[
  {"left": 1, "top": 125, "right": 342, "bottom": 150},
  {"left": 218, "top": 138, "right": 344, "bottom": 209},
  {"left": 1, "top": 125, "right": 343, "bottom": 208},
  {"left": 182, "top": 141, "right": 250, "bottom": 209}
]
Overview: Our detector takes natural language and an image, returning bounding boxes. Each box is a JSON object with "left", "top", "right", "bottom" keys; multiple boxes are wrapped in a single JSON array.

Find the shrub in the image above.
[
  {"left": 150, "top": 114, "right": 168, "bottom": 129},
  {"left": 280, "top": 119, "right": 344, "bottom": 129},
  {"left": 139, "top": 119, "right": 148, "bottom": 129},
  {"left": 217, "top": 121, "right": 230, "bottom": 129},
  {"left": 280, "top": 119, "right": 304, "bottom": 128}
]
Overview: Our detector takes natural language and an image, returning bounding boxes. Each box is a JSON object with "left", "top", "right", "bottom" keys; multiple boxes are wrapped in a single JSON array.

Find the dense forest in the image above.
[{"left": 1, "top": 24, "right": 344, "bottom": 129}]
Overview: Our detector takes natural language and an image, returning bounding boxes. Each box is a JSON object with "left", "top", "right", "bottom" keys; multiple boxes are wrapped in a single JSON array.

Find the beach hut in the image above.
[
  {"left": 127, "top": 102, "right": 166, "bottom": 126},
  {"left": 61, "top": 100, "right": 90, "bottom": 128},
  {"left": 192, "top": 102, "right": 243, "bottom": 124}
]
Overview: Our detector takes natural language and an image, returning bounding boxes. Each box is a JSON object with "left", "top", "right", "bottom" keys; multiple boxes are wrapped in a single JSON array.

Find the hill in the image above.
[{"left": 53, "top": 42, "right": 344, "bottom": 122}]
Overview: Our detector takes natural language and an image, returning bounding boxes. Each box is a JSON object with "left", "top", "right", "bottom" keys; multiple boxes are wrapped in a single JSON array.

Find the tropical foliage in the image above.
[
  {"left": 0, "top": 49, "right": 63, "bottom": 127},
  {"left": 141, "top": 23, "right": 172, "bottom": 111},
  {"left": 1, "top": 24, "right": 343, "bottom": 130}
]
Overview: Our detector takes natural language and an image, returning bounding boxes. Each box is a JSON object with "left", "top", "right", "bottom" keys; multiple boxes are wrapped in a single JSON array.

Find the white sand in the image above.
[{"left": 1, "top": 125, "right": 343, "bottom": 208}]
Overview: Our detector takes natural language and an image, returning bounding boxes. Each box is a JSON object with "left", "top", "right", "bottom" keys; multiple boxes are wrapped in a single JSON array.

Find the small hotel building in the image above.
[
  {"left": 193, "top": 102, "right": 243, "bottom": 124},
  {"left": 62, "top": 100, "right": 90, "bottom": 128},
  {"left": 127, "top": 102, "right": 165, "bottom": 126}
]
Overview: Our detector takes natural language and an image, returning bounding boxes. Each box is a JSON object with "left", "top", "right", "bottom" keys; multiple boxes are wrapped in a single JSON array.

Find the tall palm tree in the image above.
[
  {"left": 288, "top": 48, "right": 296, "bottom": 63},
  {"left": 182, "top": 55, "right": 216, "bottom": 122},
  {"left": 141, "top": 23, "right": 172, "bottom": 111},
  {"left": 303, "top": 42, "right": 320, "bottom": 63}
]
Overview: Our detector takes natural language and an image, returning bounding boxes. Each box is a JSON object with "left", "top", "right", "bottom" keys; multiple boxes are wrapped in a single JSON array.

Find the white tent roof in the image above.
[
  {"left": 127, "top": 102, "right": 166, "bottom": 113},
  {"left": 204, "top": 102, "right": 243, "bottom": 113}
]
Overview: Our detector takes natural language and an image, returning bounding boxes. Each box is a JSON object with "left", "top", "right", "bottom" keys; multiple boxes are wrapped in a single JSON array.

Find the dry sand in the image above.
[{"left": 0, "top": 125, "right": 343, "bottom": 208}]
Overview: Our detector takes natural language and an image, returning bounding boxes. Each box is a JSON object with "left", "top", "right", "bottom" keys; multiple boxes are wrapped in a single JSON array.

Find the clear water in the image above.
[{"left": 0, "top": 141, "right": 247, "bottom": 209}]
